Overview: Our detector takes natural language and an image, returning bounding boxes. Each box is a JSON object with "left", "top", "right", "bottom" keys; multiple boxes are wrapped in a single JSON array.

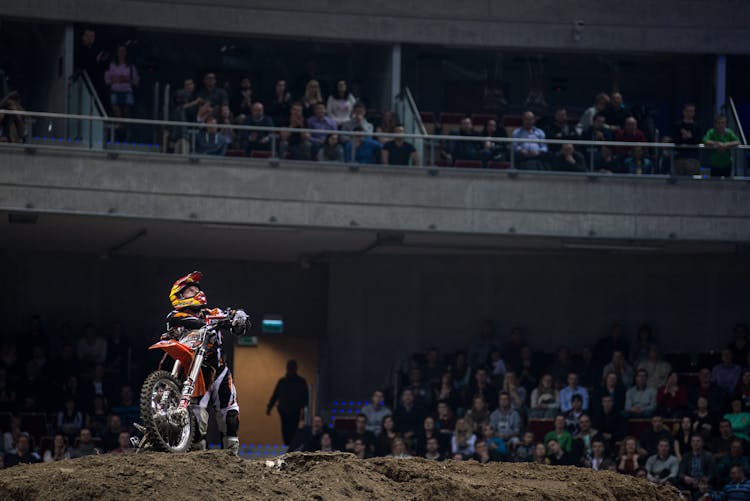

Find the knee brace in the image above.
[{"left": 225, "top": 409, "right": 239, "bottom": 437}]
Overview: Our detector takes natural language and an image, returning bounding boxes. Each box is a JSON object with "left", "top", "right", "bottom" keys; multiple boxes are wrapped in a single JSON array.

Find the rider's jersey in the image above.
[{"left": 165, "top": 307, "right": 230, "bottom": 371}]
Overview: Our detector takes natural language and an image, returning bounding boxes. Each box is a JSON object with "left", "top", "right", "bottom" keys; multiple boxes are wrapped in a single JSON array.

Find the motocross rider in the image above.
[{"left": 165, "top": 271, "right": 249, "bottom": 454}]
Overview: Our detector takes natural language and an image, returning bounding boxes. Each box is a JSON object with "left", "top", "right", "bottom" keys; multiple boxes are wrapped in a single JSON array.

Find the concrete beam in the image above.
[
  {"left": 1, "top": 148, "right": 749, "bottom": 243},
  {"left": 2, "top": 0, "right": 750, "bottom": 54}
]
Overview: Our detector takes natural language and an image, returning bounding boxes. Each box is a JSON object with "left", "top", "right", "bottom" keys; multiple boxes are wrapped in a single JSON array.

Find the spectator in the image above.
[
  {"left": 343, "top": 126, "right": 382, "bottom": 164},
  {"left": 75, "top": 28, "right": 109, "bottom": 98},
  {"left": 725, "top": 399, "right": 750, "bottom": 442},
  {"left": 319, "top": 432, "right": 336, "bottom": 453},
  {"left": 43, "top": 434, "right": 70, "bottom": 462},
  {"left": 692, "top": 395, "right": 718, "bottom": 442},
  {"left": 393, "top": 389, "right": 426, "bottom": 439},
  {"left": 375, "top": 110, "right": 399, "bottom": 142},
  {"left": 482, "top": 423, "right": 509, "bottom": 458},
  {"left": 423, "top": 437, "right": 443, "bottom": 461},
  {"left": 266, "top": 359, "right": 309, "bottom": 447},
  {"left": 268, "top": 80, "right": 292, "bottom": 127},
  {"left": 326, "top": 80, "right": 357, "bottom": 126},
  {"left": 374, "top": 415, "right": 399, "bottom": 456},
  {"left": 109, "top": 431, "right": 133, "bottom": 454},
  {"left": 196, "top": 117, "right": 230, "bottom": 156},
  {"left": 560, "top": 372, "right": 589, "bottom": 412},
  {"left": 617, "top": 436, "right": 644, "bottom": 476},
  {"left": 472, "top": 440, "right": 502, "bottom": 464},
  {"left": 593, "top": 395, "right": 627, "bottom": 449},
  {"left": 86, "top": 394, "right": 109, "bottom": 438},
  {"left": 361, "top": 389, "right": 392, "bottom": 436},
  {"left": 602, "top": 350, "right": 634, "bottom": 388},
  {"left": 105, "top": 322, "right": 130, "bottom": 380},
  {"left": 532, "top": 442, "right": 549, "bottom": 465},
  {"left": 672, "top": 103, "right": 703, "bottom": 176},
  {"left": 447, "top": 117, "right": 482, "bottom": 163},
  {"left": 101, "top": 414, "right": 122, "bottom": 452},
  {"left": 552, "top": 143, "right": 586, "bottom": 172},
  {"left": 435, "top": 400, "right": 457, "bottom": 434},
  {"left": 735, "top": 370, "right": 750, "bottom": 413},
  {"left": 605, "top": 92, "right": 629, "bottom": 128},
  {"left": 549, "top": 347, "right": 575, "bottom": 388},
  {"left": 289, "top": 415, "right": 328, "bottom": 452},
  {"left": 434, "top": 373, "right": 462, "bottom": 412},
  {"left": 197, "top": 73, "right": 229, "bottom": 108},
  {"left": 585, "top": 438, "right": 615, "bottom": 471},
  {"left": 702, "top": 115, "right": 741, "bottom": 177},
  {"left": 513, "top": 431, "right": 534, "bottom": 462},
  {"left": 487, "top": 348, "right": 508, "bottom": 384},
  {"left": 501, "top": 371, "right": 526, "bottom": 411},
  {"left": 4, "top": 434, "right": 40, "bottom": 467},
  {"left": 301, "top": 80, "right": 324, "bottom": 118},
  {"left": 307, "top": 103, "right": 337, "bottom": 149},
  {"left": 594, "top": 323, "right": 630, "bottom": 364},
  {"left": 339, "top": 102, "right": 374, "bottom": 142},
  {"left": 242, "top": 102, "right": 274, "bottom": 153},
  {"left": 529, "top": 373, "right": 560, "bottom": 419},
  {"left": 388, "top": 437, "right": 412, "bottom": 459},
  {"left": 468, "top": 320, "right": 499, "bottom": 370},
  {"left": 594, "top": 145, "right": 623, "bottom": 174},
  {"left": 70, "top": 428, "right": 99, "bottom": 458},
  {"left": 104, "top": 45, "right": 139, "bottom": 136},
  {"left": 0, "top": 92, "right": 27, "bottom": 143},
  {"left": 381, "top": 126, "right": 418, "bottom": 166},
  {"left": 712, "top": 419, "right": 745, "bottom": 460},
  {"left": 406, "top": 367, "right": 432, "bottom": 408},
  {"left": 450, "top": 418, "right": 477, "bottom": 457},
  {"left": 582, "top": 112, "right": 613, "bottom": 142},
  {"left": 517, "top": 345, "right": 541, "bottom": 391},
  {"left": 593, "top": 371, "right": 626, "bottom": 414},
  {"left": 449, "top": 351, "right": 471, "bottom": 390},
  {"left": 563, "top": 394, "right": 585, "bottom": 435},
  {"left": 637, "top": 345, "right": 672, "bottom": 389},
  {"left": 545, "top": 107, "right": 579, "bottom": 147},
  {"left": 624, "top": 146, "right": 653, "bottom": 175},
  {"left": 511, "top": 111, "right": 547, "bottom": 170},
  {"left": 614, "top": 117, "right": 647, "bottom": 157},
  {"left": 413, "top": 416, "right": 447, "bottom": 457},
  {"left": 624, "top": 369, "right": 657, "bottom": 418},
  {"left": 345, "top": 414, "right": 376, "bottom": 454},
  {"left": 716, "top": 440, "right": 750, "bottom": 487},
  {"left": 235, "top": 77, "right": 253, "bottom": 116},
  {"left": 111, "top": 385, "right": 139, "bottom": 430},
  {"left": 657, "top": 372, "right": 688, "bottom": 418},
  {"left": 714, "top": 349, "right": 742, "bottom": 394},
  {"left": 712, "top": 465, "right": 750, "bottom": 501},
  {"left": 464, "top": 395, "right": 490, "bottom": 435},
  {"left": 645, "top": 438, "right": 679, "bottom": 485},
  {"left": 77, "top": 324, "right": 107, "bottom": 367},
  {"left": 546, "top": 438, "right": 574, "bottom": 466},
  {"left": 573, "top": 414, "right": 600, "bottom": 461},
  {"left": 674, "top": 415, "right": 694, "bottom": 460},
  {"left": 690, "top": 367, "right": 727, "bottom": 416},
  {"left": 678, "top": 435, "right": 716, "bottom": 494},
  {"left": 316, "top": 133, "right": 344, "bottom": 162},
  {"left": 280, "top": 102, "right": 312, "bottom": 160},
  {"left": 57, "top": 397, "right": 84, "bottom": 439},
  {"left": 196, "top": 100, "right": 214, "bottom": 124},
  {"left": 577, "top": 92, "right": 610, "bottom": 132},
  {"left": 478, "top": 119, "right": 508, "bottom": 163},
  {"left": 640, "top": 415, "right": 673, "bottom": 457},
  {"left": 544, "top": 415, "right": 573, "bottom": 453},
  {"left": 489, "top": 392, "right": 521, "bottom": 448},
  {"left": 217, "top": 105, "right": 236, "bottom": 146}
]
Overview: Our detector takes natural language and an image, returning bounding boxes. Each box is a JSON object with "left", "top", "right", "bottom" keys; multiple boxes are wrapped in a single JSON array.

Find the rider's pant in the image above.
[{"left": 193, "top": 365, "right": 240, "bottom": 441}]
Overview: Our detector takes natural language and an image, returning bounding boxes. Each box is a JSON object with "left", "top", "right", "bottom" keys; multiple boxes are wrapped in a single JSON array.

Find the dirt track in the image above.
[{"left": 0, "top": 451, "right": 680, "bottom": 500}]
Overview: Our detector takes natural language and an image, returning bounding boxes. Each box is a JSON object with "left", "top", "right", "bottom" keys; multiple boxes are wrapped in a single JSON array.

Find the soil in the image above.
[{"left": 0, "top": 451, "right": 681, "bottom": 500}]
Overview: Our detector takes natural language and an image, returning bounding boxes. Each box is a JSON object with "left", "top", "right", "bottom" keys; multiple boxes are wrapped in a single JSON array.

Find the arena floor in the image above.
[{"left": 0, "top": 450, "right": 680, "bottom": 500}]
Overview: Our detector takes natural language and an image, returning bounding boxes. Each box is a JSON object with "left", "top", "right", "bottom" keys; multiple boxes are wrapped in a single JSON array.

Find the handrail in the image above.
[
  {"left": 5, "top": 108, "right": 747, "bottom": 151},
  {"left": 76, "top": 70, "right": 108, "bottom": 118},
  {"left": 728, "top": 97, "right": 747, "bottom": 145},
  {"left": 404, "top": 87, "right": 427, "bottom": 136}
]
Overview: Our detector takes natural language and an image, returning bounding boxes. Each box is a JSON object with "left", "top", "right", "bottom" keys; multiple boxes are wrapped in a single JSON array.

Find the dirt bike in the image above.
[{"left": 134, "top": 311, "right": 232, "bottom": 453}]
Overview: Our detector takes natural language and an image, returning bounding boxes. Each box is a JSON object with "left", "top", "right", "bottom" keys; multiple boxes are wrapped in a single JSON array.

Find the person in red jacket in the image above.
[{"left": 657, "top": 372, "right": 688, "bottom": 418}]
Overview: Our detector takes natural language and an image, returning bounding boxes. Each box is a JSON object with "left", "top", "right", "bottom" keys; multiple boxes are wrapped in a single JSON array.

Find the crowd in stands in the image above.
[
  {"left": 0, "top": 317, "right": 143, "bottom": 467},
  {"left": 289, "top": 322, "right": 750, "bottom": 500}
]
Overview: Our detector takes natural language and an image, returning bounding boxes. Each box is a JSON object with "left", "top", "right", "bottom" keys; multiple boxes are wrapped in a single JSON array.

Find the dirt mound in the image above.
[{"left": 0, "top": 451, "right": 680, "bottom": 500}]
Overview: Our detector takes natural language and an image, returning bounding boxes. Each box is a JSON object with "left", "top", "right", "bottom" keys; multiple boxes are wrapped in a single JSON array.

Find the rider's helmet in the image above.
[{"left": 169, "top": 271, "right": 207, "bottom": 310}]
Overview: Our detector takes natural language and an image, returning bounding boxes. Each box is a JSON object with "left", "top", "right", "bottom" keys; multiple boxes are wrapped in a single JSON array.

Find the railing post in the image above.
[
  {"left": 589, "top": 146, "right": 595, "bottom": 172},
  {"left": 510, "top": 141, "right": 515, "bottom": 170},
  {"left": 430, "top": 139, "right": 435, "bottom": 167},
  {"left": 669, "top": 147, "right": 675, "bottom": 176},
  {"left": 271, "top": 133, "right": 277, "bottom": 159}
]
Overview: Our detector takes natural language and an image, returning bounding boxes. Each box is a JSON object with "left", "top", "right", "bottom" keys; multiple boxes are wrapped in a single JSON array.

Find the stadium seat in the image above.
[
  {"left": 527, "top": 419, "right": 554, "bottom": 439},
  {"left": 332, "top": 417, "right": 357, "bottom": 433},
  {"left": 39, "top": 435, "right": 54, "bottom": 454},
  {"left": 420, "top": 112, "right": 437, "bottom": 134},
  {"left": 19, "top": 412, "right": 48, "bottom": 440},
  {"left": 626, "top": 419, "right": 651, "bottom": 438},
  {"left": 502, "top": 115, "right": 522, "bottom": 127},
  {"left": 663, "top": 353, "right": 693, "bottom": 372},
  {"left": 435, "top": 160, "right": 452, "bottom": 167},
  {"left": 678, "top": 372, "right": 699, "bottom": 387},
  {"left": 249, "top": 150, "right": 272, "bottom": 159},
  {"left": 487, "top": 161, "right": 510, "bottom": 169},
  {"left": 226, "top": 149, "right": 245, "bottom": 157},
  {"left": 470, "top": 113, "right": 496, "bottom": 132},
  {"left": 439, "top": 113, "right": 464, "bottom": 131},
  {"left": 696, "top": 351, "right": 721, "bottom": 369},
  {"left": 454, "top": 160, "right": 482, "bottom": 169}
]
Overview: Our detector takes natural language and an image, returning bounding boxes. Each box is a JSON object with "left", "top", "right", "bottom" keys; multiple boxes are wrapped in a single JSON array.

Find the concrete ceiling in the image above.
[{"left": 0, "top": 211, "right": 738, "bottom": 263}]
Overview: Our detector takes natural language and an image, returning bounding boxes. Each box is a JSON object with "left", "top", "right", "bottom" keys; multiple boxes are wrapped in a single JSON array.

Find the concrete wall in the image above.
[
  {"left": 324, "top": 254, "right": 750, "bottom": 399},
  {"left": 2, "top": 1, "right": 750, "bottom": 54},
  {"left": 1, "top": 148, "right": 749, "bottom": 244}
]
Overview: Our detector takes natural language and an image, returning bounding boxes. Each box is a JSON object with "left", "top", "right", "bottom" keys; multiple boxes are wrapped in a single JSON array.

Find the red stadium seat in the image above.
[
  {"left": 435, "top": 160, "right": 452, "bottom": 167},
  {"left": 470, "top": 114, "right": 497, "bottom": 132},
  {"left": 439, "top": 113, "right": 464, "bottom": 130},
  {"left": 226, "top": 149, "right": 245, "bottom": 157},
  {"left": 626, "top": 419, "right": 651, "bottom": 438},
  {"left": 332, "top": 417, "right": 357, "bottom": 433},
  {"left": 249, "top": 150, "right": 272, "bottom": 159},
  {"left": 487, "top": 161, "right": 510, "bottom": 169},
  {"left": 454, "top": 160, "right": 482, "bottom": 169},
  {"left": 502, "top": 115, "right": 522, "bottom": 127},
  {"left": 527, "top": 419, "right": 554, "bottom": 440}
]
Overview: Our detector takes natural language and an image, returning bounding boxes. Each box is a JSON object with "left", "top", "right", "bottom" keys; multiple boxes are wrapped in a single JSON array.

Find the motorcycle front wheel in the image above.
[{"left": 140, "top": 370, "right": 196, "bottom": 453}]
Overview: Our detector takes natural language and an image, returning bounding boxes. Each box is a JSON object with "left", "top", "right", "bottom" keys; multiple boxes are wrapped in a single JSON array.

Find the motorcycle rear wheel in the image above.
[{"left": 140, "top": 370, "right": 196, "bottom": 453}]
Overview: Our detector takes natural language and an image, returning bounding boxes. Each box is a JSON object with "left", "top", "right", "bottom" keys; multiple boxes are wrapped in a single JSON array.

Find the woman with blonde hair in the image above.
[
  {"left": 450, "top": 418, "right": 477, "bottom": 457},
  {"left": 302, "top": 79, "right": 324, "bottom": 118},
  {"left": 529, "top": 373, "right": 560, "bottom": 419}
]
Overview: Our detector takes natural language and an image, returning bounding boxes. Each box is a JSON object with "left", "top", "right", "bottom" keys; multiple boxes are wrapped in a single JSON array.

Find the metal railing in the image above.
[{"left": 1, "top": 109, "right": 749, "bottom": 179}]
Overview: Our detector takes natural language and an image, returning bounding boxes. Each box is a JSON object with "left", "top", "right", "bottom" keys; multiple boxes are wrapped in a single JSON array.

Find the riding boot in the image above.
[{"left": 224, "top": 436, "right": 239, "bottom": 455}]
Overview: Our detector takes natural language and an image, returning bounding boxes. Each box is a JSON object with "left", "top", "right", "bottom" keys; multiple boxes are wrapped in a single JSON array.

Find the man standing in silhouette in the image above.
[{"left": 267, "top": 360, "right": 309, "bottom": 446}]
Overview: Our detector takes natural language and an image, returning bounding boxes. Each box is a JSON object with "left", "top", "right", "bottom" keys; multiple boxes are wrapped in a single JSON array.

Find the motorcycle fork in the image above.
[{"left": 179, "top": 345, "right": 206, "bottom": 409}]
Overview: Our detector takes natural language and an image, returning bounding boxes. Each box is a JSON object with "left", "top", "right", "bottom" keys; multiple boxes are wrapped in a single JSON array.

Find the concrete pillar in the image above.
[
  {"left": 715, "top": 54, "right": 726, "bottom": 116},
  {"left": 390, "top": 44, "right": 402, "bottom": 108}
]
